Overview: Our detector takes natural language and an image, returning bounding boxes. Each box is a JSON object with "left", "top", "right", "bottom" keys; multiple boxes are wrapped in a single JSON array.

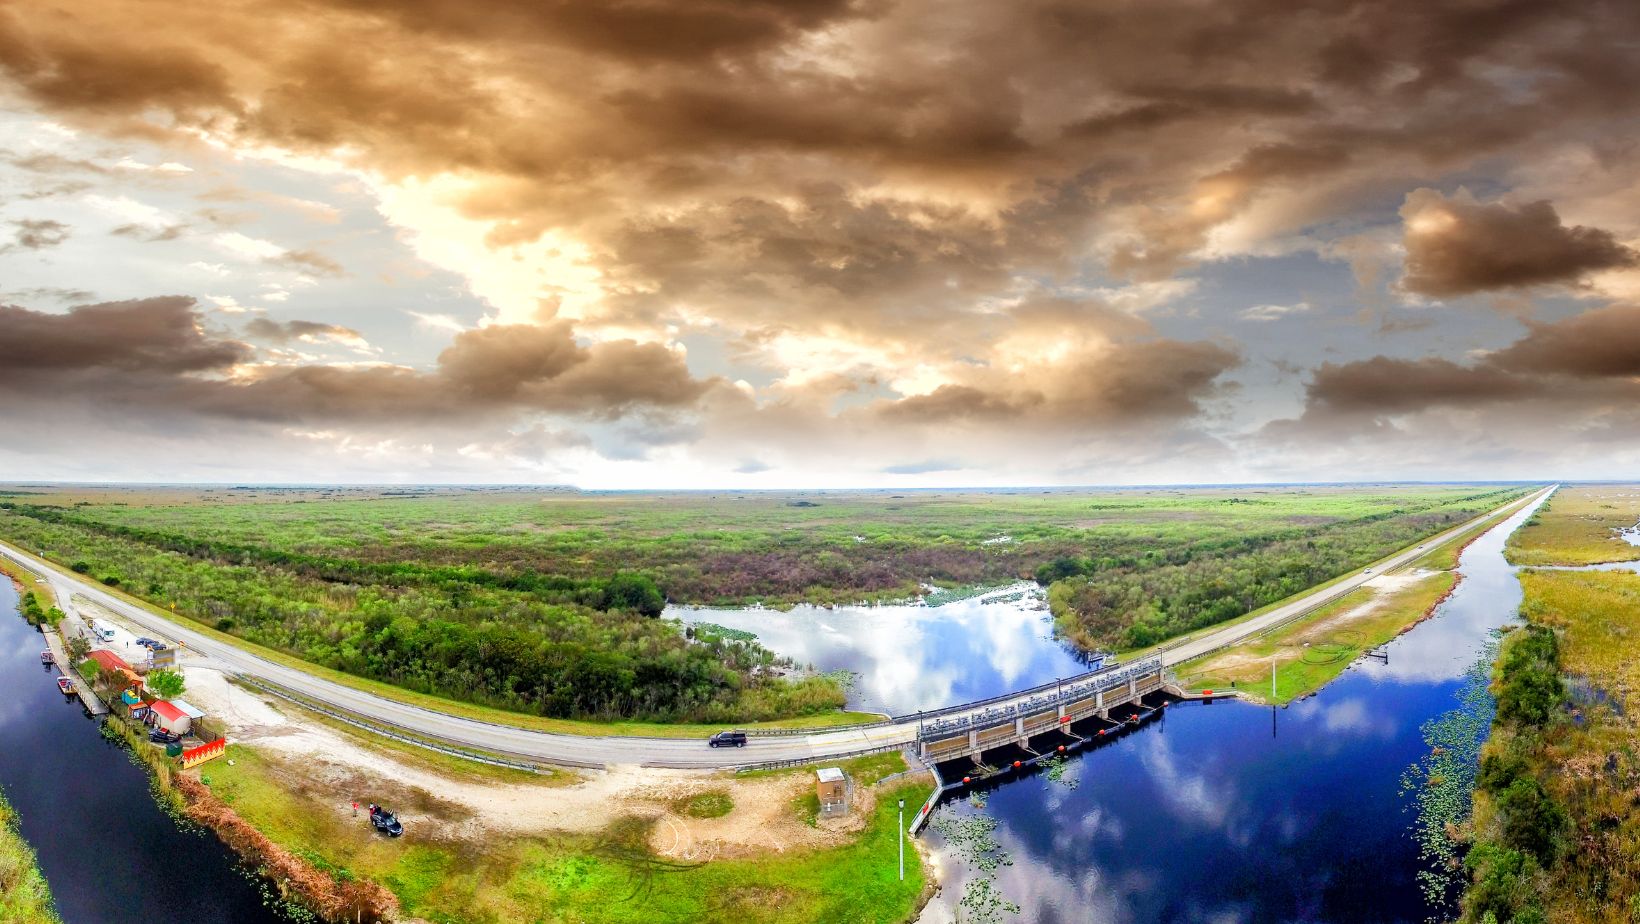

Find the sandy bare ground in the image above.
[
  {"left": 184, "top": 668, "right": 870, "bottom": 854},
  {"left": 1193, "top": 569, "right": 1433, "bottom": 675}
]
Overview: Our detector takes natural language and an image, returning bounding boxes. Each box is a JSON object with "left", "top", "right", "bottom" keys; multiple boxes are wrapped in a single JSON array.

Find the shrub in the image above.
[
  {"left": 1496, "top": 777, "right": 1564, "bottom": 865},
  {"left": 601, "top": 572, "right": 664, "bottom": 617},
  {"left": 1494, "top": 627, "right": 1561, "bottom": 727}
]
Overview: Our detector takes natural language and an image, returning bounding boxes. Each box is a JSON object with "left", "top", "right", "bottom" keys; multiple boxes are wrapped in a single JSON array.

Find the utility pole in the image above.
[
  {"left": 1271, "top": 656, "right": 1277, "bottom": 702},
  {"left": 898, "top": 799, "right": 906, "bottom": 880}
]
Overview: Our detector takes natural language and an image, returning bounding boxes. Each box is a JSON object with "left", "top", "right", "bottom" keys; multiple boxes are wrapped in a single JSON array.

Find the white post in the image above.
[
  {"left": 1271, "top": 656, "right": 1276, "bottom": 701},
  {"left": 898, "top": 799, "right": 905, "bottom": 881}
]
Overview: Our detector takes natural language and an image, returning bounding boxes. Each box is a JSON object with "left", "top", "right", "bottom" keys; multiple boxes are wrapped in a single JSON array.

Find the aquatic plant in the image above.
[
  {"left": 933, "top": 810, "right": 1019, "bottom": 924},
  {"left": 1401, "top": 646, "right": 1496, "bottom": 918},
  {"left": 1041, "top": 754, "right": 1079, "bottom": 789}
]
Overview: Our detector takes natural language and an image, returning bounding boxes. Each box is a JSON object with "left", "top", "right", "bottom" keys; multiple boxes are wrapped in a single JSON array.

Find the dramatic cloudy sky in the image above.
[{"left": 3, "top": 0, "right": 1640, "bottom": 486}]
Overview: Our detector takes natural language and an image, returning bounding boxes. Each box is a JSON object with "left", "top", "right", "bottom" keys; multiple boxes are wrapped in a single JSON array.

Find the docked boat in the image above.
[
  {"left": 56, "top": 676, "right": 73, "bottom": 694},
  {"left": 40, "top": 650, "right": 53, "bottom": 664}
]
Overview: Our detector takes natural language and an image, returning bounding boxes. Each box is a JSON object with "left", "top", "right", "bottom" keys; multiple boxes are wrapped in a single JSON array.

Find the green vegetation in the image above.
[
  {"left": 1177, "top": 569, "right": 1459, "bottom": 704},
  {"left": 204, "top": 744, "right": 930, "bottom": 924},
  {"left": 0, "top": 483, "right": 1524, "bottom": 728},
  {"left": 1046, "top": 486, "right": 1525, "bottom": 649},
  {"left": 1506, "top": 485, "right": 1640, "bottom": 566},
  {"left": 1460, "top": 486, "right": 1640, "bottom": 924},
  {"left": 677, "top": 790, "right": 734, "bottom": 819},
  {"left": 1401, "top": 648, "right": 1495, "bottom": 913},
  {"left": 145, "top": 667, "right": 186, "bottom": 700},
  {"left": 0, "top": 556, "right": 61, "bottom": 627},
  {"left": 0, "top": 501, "right": 847, "bottom": 725},
  {"left": 0, "top": 788, "right": 61, "bottom": 924}
]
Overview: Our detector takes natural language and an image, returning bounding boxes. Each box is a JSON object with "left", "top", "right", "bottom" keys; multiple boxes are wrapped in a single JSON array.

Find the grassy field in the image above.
[
  {"left": 1174, "top": 570, "right": 1458, "bottom": 704},
  {"left": 1506, "top": 484, "right": 1640, "bottom": 566},
  {"left": 0, "top": 483, "right": 1526, "bottom": 728},
  {"left": 200, "top": 746, "right": 930, "bottom": 924},
  {"left": 1458, "top": 483, "right": 1640, "bottom": 923},
  {"left": 0, "top": 789, "right": 60, "bottom": 924}
]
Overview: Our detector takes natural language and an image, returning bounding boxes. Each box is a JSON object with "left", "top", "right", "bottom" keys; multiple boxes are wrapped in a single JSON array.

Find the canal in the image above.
[
  {"left": 678, "top": 495, "right": 1549, "bottom": 923},
  {"left": 908, "top": 490, "right": 1549, "bottom": 924},
  {"left": 0, "top": 580, "right": 291, "bottom": 924}
]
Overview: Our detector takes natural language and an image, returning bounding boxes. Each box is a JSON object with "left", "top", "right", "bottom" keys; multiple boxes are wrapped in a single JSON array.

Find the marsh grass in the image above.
[
  {"left": 1506, "top": 485, "right": 1640, "bottom": 567},
  {"left": 1460, "top": 534, "right": 1640, "bottom": 922},
  {"left": 0, "top": 791, "right": 60, "bottom": 924}
]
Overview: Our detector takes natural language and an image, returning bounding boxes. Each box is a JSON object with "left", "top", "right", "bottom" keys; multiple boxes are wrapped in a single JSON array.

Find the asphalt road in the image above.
[{"left": 0, "top": 486, "right": 1548, "bottom": 769}]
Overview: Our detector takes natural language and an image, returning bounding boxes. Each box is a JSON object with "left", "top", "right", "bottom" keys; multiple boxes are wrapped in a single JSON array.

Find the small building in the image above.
[
  {"left": 149, "top": 700, "right": 192, "bottom": 736},
  {"left": 87, "top": 649, "right": 143, "bottom": 689},
  {"left": 816, "top": 767, "right": 849, "bottom": 816},
  {"left": 86, "top": 649, "right": 132, "bottom": 674}
]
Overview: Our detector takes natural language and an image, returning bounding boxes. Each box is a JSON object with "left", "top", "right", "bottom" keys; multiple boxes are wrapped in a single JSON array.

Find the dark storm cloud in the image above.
[
  {"left": 1489, "top": 303, "right": 1640, "bottom": 379},
  {"left": 1399, "top": 190, "right": 1637, "bottom": 297},
  {"left": 7, "top": 0, "right": 1640, "bottom": 476},
  {"left": 0, "top": 297, "right": 250, "bottom": 375},
  {"left": 1275, "top": 301, "right": 1640, "bottom": 430},
  {"left": 1302, "top": 357, "right": 1533, "bottom": 414},
  {"left": 0, "top": 12, "right": 236, "bottom": 117},
  {"left": 8, "top": 0, "right": 1639, "bottom": 287},
  {"left": 0, "top": 297, "right": 716, "bottom": 424},
  {"left": 875, "top": 339, "right": 1240, "bottom": 427}
]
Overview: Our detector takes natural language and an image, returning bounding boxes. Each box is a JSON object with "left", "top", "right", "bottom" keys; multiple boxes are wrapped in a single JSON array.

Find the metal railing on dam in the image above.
[{"left": 914, "top": 656, "right": 1167, "bottom": 763}]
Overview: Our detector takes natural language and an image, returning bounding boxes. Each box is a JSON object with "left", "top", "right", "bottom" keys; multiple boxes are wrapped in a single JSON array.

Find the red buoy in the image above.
[
  {"left": 1056, "top": 745, "right": 1065, "bottom": 753},
  {"left": 962, "top": 776, "right": 971, "bottom": 784},
  {"left": 1012, "top": 760, "right": 1022, "bottom": 768},
  {"left": 1097, "top": 729, "right": 1106, "bottom": 736}
]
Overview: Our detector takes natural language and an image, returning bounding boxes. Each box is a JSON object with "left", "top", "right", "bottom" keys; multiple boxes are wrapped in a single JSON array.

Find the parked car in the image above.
[
  {"left": 135, "top": 637, "right": 156, "bottom": 648},
  {"left": 149, "top": 729, "right": 181, "bottom": 744},
  {"left": 368, "top": 804, "right": 403, "bottom": 837},
  {"left": 707, "top": 730, "right": 748, "bottom": 748}
]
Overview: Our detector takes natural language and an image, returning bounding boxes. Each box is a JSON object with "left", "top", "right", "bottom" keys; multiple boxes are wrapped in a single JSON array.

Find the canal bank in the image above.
[{"left": 0, "top": 578, "right": 297, "bottom": 924}]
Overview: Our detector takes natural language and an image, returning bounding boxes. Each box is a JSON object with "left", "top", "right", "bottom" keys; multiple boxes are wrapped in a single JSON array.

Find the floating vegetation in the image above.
[
  {"left": 689, "top": 622, "right": 757, "bottom": 642},
  {"left": 1399, "top": 645, "right": 1495, "bottom": 919},
  {"left": 1041, "top": 754, "right": 1078, "bottom": 789},
  {"left": 923, "top": 584, "right": 1016, "bottom": 607},
  {"left": 933, "top": 810, "right": 1019, "bottom": 924}
]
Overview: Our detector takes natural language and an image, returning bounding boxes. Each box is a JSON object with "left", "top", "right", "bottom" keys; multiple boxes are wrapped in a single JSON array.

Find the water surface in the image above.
[
  {"left": 673, "top": 584, "right": 1098, "bottom": 715},
  {"left": 0, "top": 581, "right": 290, "bottom": 924}
]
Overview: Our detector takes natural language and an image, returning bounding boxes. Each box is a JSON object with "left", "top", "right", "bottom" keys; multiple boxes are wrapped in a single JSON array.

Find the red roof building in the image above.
[
  {"left": 150, "top": 700, "right": 192, "bottom": 735},
  {"left": 87, "top": 649, "right": 132, "bottom": 673}
]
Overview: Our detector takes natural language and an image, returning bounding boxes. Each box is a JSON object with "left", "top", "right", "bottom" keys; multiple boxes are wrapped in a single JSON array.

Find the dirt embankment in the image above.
[{"left": 173, "top": 773, "right": 400, "bottom": 922}]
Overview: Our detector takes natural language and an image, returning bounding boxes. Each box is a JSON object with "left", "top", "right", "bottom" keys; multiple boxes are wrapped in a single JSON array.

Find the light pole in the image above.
[
  {"left": 898, "top": 798, "right": 905, "bottom": 881},
  {"left": 1271, "top": 655, "right": 1277, "bottom": 702}
]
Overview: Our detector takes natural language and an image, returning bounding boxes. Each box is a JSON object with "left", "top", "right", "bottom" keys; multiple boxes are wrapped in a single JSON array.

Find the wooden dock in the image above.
[{"left": 41, "top": 625, "right": 109, "bottom": 715}]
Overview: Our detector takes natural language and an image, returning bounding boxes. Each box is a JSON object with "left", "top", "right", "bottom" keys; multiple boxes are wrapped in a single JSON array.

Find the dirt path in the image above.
[{"left": 185, "top": 668, "right": 865, "bottom": 854}]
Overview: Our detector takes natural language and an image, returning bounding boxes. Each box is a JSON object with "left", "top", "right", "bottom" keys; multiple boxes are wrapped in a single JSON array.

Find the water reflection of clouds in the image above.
[
  {"left": 1137, "top": 734, "right": 1235, "bottom": 833},
  {"left": 674, "top": 583, "right": 1087, "bottom": 714}
]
